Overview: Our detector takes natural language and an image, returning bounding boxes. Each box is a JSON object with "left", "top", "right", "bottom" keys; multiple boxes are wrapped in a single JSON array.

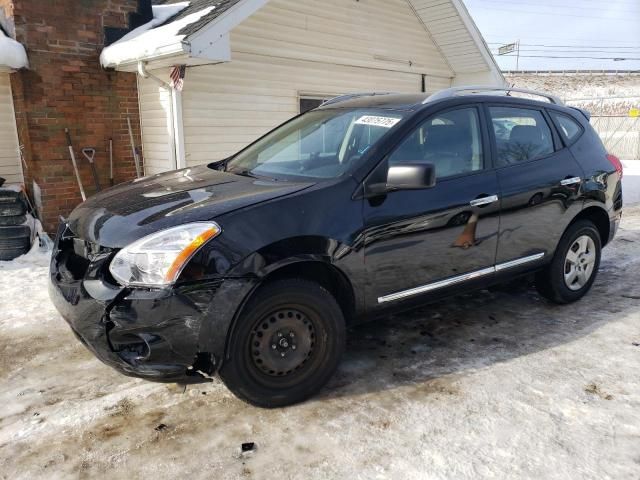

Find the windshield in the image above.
[{"left": 223, "top": 108, "right": 407, "bottom": 180}]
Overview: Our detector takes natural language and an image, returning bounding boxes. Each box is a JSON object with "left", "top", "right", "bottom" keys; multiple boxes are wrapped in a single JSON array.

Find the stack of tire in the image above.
[{"left": 0, "top": 188, "right": 32, "bottom": 261}]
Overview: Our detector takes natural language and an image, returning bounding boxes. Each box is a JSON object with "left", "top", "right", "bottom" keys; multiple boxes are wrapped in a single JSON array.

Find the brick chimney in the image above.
[{"left": 8, "top": 0, "right": 147, "bottom": 232}]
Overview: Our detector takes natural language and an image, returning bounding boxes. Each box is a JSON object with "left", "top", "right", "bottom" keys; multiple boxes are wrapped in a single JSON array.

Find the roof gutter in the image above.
[
  {"left": 102, "top": 0, "right": 270, "bottom": 71},
  {"left": 102, "top": 40, "right": 188, "bottom": 71},
  {"left": 137, "top": 60, "right": 171, "bottom": 89}
]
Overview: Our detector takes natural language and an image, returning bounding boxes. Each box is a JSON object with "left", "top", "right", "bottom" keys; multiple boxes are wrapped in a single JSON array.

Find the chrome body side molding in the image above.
[
  {"left": 378, "top": 252, "right": 545, "bottom": 304},
  {"left": 494, "top": 252, "right": 545, "bottom": 272},
  {"left": 377, "top": 266, "right": 495, "bottom": 304}
]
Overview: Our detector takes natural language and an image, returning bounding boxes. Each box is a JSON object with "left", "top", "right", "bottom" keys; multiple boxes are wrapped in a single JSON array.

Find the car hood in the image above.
[{"left": 67, "top": 165, "right": 313, "bottom": 248}]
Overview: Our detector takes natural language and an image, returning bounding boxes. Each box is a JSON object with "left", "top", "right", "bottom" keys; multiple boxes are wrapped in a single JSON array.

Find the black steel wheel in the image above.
[
  {"left": 250, "top": 308, "right": 316, "bottom": 377},
  {"left": 219, "top": 278, "right": 345, "bottom": 408}
]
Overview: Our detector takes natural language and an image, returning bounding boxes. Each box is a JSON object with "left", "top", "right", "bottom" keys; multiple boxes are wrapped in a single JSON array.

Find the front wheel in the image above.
[
  {"left": 535, "top": 220, "right": 602, "bottom": 304},
  {"left": 219, "top": 278, "right": 345, "bottom": 408}
]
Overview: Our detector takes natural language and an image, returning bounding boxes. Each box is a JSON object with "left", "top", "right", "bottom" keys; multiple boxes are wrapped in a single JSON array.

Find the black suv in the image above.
[{"left": 50, "top": 87, "right": 623, "bottom": 407}]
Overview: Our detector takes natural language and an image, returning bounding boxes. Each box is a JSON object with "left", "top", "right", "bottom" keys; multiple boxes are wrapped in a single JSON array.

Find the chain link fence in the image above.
[{"left": 566, "top": 95, "right": 639, "bottom": 160}]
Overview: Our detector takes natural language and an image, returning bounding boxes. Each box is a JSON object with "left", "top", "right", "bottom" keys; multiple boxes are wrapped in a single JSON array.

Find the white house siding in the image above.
[
  {"left": 180, "top": 0, "right": 454, "bottom": 167},
  {"left": 137, "top": 72, "right": 175, "bottom": 175},
  {"left": 409, "top": 0, "right": 503, "bottom": 85},
  {"left": 0, "top": 73, "right": 22, "bottom": 183},
  {"left": 230, "top": 0, "right": 453, "bottom": 79},
  {"left": 182, "top": 55, "right": 451, "bottom": 165}
]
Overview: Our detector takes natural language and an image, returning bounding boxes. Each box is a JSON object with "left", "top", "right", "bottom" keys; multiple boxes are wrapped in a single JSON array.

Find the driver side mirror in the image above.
[{"left": 386, "top": 162, "right": 436, "bottom": 191}]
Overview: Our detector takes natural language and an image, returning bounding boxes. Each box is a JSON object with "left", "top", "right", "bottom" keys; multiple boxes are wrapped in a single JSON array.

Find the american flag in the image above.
[{"left": 170, "top": 65, "right": 186, "bottom": 91}]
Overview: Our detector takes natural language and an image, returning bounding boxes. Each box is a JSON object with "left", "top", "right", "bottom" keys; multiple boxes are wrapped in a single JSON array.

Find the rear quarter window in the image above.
[{"left": 550, "top": 111, "right": 583, "bottom": 144}]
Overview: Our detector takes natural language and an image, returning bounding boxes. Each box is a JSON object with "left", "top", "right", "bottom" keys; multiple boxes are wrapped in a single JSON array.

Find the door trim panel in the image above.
[{"left": 377, "top": 252, "right": 545, "bottom": 304}]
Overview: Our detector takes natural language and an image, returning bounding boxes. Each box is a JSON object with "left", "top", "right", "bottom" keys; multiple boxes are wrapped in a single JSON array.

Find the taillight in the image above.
[{"left": 607, "top": 154, "right": 623, "bottom": 179}]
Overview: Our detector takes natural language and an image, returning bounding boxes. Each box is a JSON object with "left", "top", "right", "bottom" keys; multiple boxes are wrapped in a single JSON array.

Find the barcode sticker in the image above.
[{"left": 355, "top": 115, "right": 401, "bottom": 129}]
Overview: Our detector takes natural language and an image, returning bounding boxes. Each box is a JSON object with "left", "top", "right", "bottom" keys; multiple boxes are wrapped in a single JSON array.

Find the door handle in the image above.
[
  {"left": 560, "top": 177, "right": 582, "bottom": 186},
  {"left": 470, "top": 195, "right": 499, "bottom": 207}
]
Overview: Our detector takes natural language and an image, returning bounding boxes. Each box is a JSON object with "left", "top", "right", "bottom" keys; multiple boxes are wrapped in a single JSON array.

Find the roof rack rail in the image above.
[
  {"left": 322, "top": 92, "right": 395, "bottom": 106},
  {"left": 425, "top": 86, "right": 563, "bottom": 105}
]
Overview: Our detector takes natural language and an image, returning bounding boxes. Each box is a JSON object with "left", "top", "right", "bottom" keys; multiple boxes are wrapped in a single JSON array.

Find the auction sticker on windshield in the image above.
[{"left": 355, "top": 115, "right": 401, "bottom": 128}]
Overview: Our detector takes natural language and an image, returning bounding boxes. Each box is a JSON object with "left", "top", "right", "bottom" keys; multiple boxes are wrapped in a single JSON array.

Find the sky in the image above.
[{"left": 462, "top": 0, "right": 640, "bottom": 71}]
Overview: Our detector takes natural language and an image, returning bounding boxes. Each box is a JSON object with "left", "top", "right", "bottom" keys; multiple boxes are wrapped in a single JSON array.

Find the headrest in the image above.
[
  {"left": 509, "top": 125, "right": 543, "bottom": 145},
  {"left": 425, "top": 124, "right": 470, "bottom": 151}
]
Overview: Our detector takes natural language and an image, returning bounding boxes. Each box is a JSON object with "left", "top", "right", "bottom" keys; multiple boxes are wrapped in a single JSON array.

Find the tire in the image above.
[
  {"left": 0, "top": 225, "right": 31, "bottom": 260},
  {"left": 0, "top": 225, "right": 31, "bottom": 238},
  {"left": 219, "top": 278, "right": 346, "bottom": 408},
  {"left": 535, "top": 220, "right": 601, "bottom": 304},
  {"left": 0, "top": 215, "right": 26, "bottom": 226},
  {"left": 0, "top": 199, "right": 27, "bottom": 217},
  {"left": 0, "top": 246, "right": 29, "bottom": 261}
]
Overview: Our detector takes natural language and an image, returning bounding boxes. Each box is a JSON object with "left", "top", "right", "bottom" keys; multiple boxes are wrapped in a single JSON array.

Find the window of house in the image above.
[
  {"left": 388, "top": 107, "right": 484, "bottom": 179},
  {"left": 550, "top": 111, "right": 583, "bottom": 144},
  {"left": 489, "top": 107, "right": 554, "bottom": 166},
  {"left": 300, "top": 96, "right": 330, "bottom": 114}
]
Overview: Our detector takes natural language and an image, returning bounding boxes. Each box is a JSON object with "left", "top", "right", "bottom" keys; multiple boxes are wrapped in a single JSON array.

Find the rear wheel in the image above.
[
  {"left": 219, "top": 278, "right": 345, "bottom": 408},
  {"left": 535, "top": 220, "right": 601, "bottom": 304}
]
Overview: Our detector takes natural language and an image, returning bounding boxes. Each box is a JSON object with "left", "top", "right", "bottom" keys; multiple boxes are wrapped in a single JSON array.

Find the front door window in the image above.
[{"left": 388, "top": 107, "right": 484, "bottom": 179}]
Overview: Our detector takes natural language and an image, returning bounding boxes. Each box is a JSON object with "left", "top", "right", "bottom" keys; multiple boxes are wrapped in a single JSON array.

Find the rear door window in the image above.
[
  {"left": 550, "top": 111, "right": 583, "bottom": 144},
  {"left": 489, "top": 107, "right": 554, "bottom": 167}
]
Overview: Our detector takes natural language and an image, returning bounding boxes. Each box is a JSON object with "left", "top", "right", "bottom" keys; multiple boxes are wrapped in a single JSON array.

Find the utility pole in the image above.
[{"left": 498, "top": 41, "right": 520, "bottom": 71}]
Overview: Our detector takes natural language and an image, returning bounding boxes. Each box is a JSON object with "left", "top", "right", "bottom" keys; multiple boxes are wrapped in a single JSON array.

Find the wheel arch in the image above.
[
  {"left": 570, "top": 206, "right": 610, "bottom": 246},
  {"left": 225, "top": 235, "right": 361, "bottom": 322},
  {"left": 257, "top": 259, "right": 357, "bottom": 323},
  {"left": 221, "top": 238, "right": 360, "bottom": 367}
]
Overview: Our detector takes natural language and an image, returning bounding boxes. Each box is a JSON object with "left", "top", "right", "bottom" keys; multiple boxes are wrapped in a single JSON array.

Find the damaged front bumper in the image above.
[{"left": 48, "top": 221, "right": 254, "bottom": 384}]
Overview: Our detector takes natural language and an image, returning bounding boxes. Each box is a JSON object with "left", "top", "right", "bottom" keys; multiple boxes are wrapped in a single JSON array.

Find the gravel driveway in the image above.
[{"left": 1, "top": 207, "right": 639, "bottom": 480}]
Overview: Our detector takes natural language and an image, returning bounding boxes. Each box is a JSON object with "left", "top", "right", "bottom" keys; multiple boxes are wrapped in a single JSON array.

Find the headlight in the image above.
[{"left": 109, "top": 222, "right": 221, "bottom": 287}]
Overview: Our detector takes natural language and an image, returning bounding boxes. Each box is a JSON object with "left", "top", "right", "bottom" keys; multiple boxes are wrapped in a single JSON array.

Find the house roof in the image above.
[
  {"left": 153, "top": 0, "right": 242, "bottom": 36},
  {"left": 104, "top": 0, "right": 504, "bottom": 85},
  {"left": 407, "top": 0, "right": 502, "bottom": 81}
]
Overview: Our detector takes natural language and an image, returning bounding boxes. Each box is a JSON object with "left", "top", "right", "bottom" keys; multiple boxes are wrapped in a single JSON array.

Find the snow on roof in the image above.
[
  {"left": 153, "top": 0, "right": 243, "bottom": 36},
  {"left": 100, "top": 2, "right": 215, "bottom": 68},
  {"left": 0, "top": 28, "right": 28, "bottom": 70}
]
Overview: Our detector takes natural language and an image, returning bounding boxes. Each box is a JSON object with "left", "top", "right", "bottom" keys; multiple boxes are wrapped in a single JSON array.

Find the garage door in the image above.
[{"left": 0, "top": 73, "right": 22, "bottom": 184}]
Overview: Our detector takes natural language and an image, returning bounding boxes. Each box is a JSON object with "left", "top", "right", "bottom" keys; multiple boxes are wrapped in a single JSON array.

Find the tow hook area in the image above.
[{"left": 187, "top": 352, "right": 216, "bottom": 381}]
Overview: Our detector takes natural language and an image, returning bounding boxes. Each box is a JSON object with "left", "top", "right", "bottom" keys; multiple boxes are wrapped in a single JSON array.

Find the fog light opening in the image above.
[{"left": 112, "top": 334, "right": 152, "bottom": 364}]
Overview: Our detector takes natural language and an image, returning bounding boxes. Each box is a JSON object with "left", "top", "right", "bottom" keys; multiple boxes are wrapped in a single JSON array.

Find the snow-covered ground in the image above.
[
  {"left": 1, "top": 208, "right": 640, "bottom": 479},
  {"left": 623, "top": 160, "right": 640, "bottom": 206}
]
